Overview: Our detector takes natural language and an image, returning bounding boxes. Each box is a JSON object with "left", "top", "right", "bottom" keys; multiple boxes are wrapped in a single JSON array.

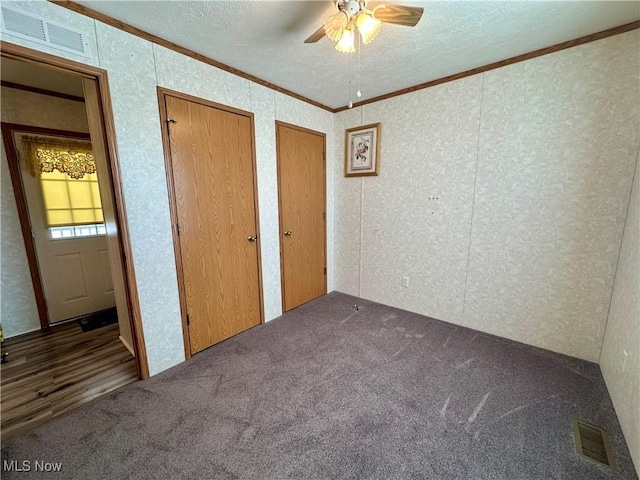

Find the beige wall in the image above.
[
  {"left": 600, "top": 157, "right": 640, "bottom": 472},
  {"left": 0, "top": 87, "right": 91, "bottom": 337},
  {"left": 334, "top": 77, "right": 481, "bottom": 325},
  {"left": 334, "top": 30, "right": 640, "bottom": 363}
]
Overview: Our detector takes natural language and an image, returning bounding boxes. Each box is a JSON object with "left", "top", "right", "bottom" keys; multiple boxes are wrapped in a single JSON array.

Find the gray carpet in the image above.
[{"left": 2, "top": 292, "right": 637, "bottom": 479}]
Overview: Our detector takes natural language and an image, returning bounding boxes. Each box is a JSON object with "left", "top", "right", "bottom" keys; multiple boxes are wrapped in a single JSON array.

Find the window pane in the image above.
[
  {"left": 49, "top": 223, "right": 105, "bottom": 239},
  {"left": 41, "top": 179, "right": 70, "bottom": 210},
  {"left": 71, "top": 208, "right": 99, "bottom": 224},
  {"left": 94, "top": 208, "right": 104, "bottom": 223},
  {"left": 67, "top": 181, "right": 94, "bottom": 209},
  {"left": 75, "top": 225, "right": 96, "bottom": 237},
  {"left": 90, "top": 182, "right": 102, "bottom": 208},
  {"left": 47, "top": 209, "right": 74, "bottom": 226}
]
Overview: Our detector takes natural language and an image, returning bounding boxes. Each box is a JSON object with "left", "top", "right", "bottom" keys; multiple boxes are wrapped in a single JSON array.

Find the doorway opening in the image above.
[
  {"left": 7, "top": 123, "right": 117, "bottom": 327},
  {"left": 1, "top": 43, "right": 147, "bottom": 438}
]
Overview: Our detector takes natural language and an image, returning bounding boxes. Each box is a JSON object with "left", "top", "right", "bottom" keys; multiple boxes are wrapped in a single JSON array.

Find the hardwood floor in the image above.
[{"left": 0, "top": 321, "right": 137, "bottom": 440}]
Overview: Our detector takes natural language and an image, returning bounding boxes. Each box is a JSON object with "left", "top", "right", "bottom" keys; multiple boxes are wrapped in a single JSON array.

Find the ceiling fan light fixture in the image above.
[
  {"left": 325, "top": 10, "right": 349, "bottom": 42},
  {"left": 335, "top": 28, "right": 355, "bottom": 53},
  {"left": 304, "top": 1, "right": 423, "bottom": 49},
  {"left": 356, "top": 12, "right": 381, "bottom": 44}
]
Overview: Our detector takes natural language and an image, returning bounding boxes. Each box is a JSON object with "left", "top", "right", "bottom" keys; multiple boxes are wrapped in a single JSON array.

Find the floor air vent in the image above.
[
  {"left": 1, "top": 5, "right": 90, "bottom": 58},
  {"left": 573, "top": 419, "right": 615, "bottom": 469}
]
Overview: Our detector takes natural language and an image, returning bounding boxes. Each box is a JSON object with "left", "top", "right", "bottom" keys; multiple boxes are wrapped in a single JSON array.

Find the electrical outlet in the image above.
[{"left": 402, "top": 276, "right": 410, "bottom": 288}]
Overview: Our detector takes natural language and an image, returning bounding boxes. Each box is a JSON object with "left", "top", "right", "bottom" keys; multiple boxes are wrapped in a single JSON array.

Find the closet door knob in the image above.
[
  {"left": 247, "top": 235, "right": 258, "bottom": 242},
  {"left": 283, "top": 231, "right": 292, "bottom": 237}
]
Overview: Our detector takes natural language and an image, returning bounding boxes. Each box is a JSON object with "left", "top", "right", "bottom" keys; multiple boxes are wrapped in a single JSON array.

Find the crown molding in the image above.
[
  {"left": 334, "top": 20, "right": 640, "bottom": 112},
  {"left": 50, "top": 1, "right": 335, "bottom": 112},
  {"left": 47, "top": 3, "right": 639, "bottom": 115}
]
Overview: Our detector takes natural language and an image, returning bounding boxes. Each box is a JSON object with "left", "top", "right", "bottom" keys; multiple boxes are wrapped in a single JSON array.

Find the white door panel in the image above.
[
  {"left": 54, "top": 252, "right": 88, "bottom": 302},
  {"left": 17, "top": 133, "right": 116, "bottom": 323}
]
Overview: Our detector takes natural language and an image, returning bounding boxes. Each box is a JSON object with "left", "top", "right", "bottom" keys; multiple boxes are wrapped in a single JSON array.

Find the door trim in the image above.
[
  {"left": 157, "top": 87, "right": 265, "bottom": 359},
  {"left": 275, "top": 120, "right": 327, "bottom": 313},
  {"left": 1, "top": 41, "right": 149, "bottom": 379}
]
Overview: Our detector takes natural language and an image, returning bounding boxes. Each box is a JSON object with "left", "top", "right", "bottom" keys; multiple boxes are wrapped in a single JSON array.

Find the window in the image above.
[
  {"left": 49, "top": 224, "right": 106, "bottom": 239},
  {"left": 20, "top": 134, "right": 106, "bottom": 239},
  {"left": 39, "top": 169, "right": 104, "bottom": 227}
]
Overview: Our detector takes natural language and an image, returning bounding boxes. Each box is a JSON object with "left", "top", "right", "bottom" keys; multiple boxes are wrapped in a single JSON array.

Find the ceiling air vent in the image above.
[
  {"left": 1, "top": 5, "right": 90, "bottom": 59},
  {"left": 573, "top": 419, "right": 616, "bottom": 469}
]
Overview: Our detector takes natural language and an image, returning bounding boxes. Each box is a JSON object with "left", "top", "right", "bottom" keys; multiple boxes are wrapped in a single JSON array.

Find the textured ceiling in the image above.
[{"left": 76, "top": 1, "right": 639, "bottom": 109}]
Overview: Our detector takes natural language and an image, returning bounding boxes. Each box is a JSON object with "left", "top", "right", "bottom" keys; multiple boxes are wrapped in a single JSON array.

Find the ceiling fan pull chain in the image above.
[
  {"left": 357, "top": 31, "right": 362, "bottom": 98},
  {"left": 348, "top": 43, "right": 354, "bottom": 108},
  {"left": 348, "top": 77, "right": 353, "bottom": 109}
]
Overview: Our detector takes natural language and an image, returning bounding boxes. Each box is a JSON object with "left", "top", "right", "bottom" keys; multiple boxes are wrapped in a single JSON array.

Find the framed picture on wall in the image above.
[{"left": 344, "top": 123, "right": 381, "bottom": 177}]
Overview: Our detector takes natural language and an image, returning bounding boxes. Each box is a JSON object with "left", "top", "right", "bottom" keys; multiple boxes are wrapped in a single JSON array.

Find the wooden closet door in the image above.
[
  {"left": 276, "top": 122, "right": 326, "bottom": 312},
  {"left": 165, "top": 95, "right": 262, "bottom": 354}
]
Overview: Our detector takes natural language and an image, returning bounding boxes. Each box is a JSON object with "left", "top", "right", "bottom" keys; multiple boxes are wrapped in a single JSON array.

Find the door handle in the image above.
[
  {"left": 283, "top": 231, "right": 292, "bottom": 237},
  {"left": 247, "top": 235, "right": 258, "bottom": 242}
]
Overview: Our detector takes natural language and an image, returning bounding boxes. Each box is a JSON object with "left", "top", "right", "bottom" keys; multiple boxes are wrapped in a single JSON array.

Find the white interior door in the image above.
[{"left": 17, "top": 133, "right": 116, "bottom": 324}]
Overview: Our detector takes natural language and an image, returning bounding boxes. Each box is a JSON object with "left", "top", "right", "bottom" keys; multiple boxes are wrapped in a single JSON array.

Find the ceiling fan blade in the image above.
[
  {"left": 304, "top": 25, "right": 326, "bottom": 43},
  {"left": 373, "top": 5, "right": 424, "bottom": 27}
]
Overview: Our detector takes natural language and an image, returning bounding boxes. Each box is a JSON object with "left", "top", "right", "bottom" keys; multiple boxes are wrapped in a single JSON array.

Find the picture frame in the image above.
[{"left": 344, "top": 123, "right": 381, "bottom": 177}]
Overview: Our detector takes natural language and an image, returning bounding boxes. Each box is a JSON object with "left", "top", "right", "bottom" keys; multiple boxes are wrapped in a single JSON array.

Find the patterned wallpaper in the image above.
[
  {"left": 600, "top": 159, "right": 640, "bottom": 471},
  {"left": 1, "top": 140, "right": 40, "bottom": 338},
  {"left": 464, "top": 30, "right": 639, "bottom": 361},
  {"left": 93, "top": 24, "right": 185, "bottom": 376},
  {"left": 334, "top": 108, "right": 365, "bottom": 297},
  {"left": 335, "top": 30, "right": 640, "bottom": 363},
  {"left": 333, "top": 77, "right": 484, "bottom": 326}
]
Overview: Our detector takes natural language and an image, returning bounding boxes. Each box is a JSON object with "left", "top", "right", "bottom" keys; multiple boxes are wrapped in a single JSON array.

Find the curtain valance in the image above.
[{"left": 21, "top": 135, "right": 95, "bottom": 180}]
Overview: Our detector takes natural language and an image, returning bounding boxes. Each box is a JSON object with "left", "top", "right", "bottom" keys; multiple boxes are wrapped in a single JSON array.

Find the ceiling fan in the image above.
[{"left": 304, "top": 0, "right": 424, "bottom": 53}]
